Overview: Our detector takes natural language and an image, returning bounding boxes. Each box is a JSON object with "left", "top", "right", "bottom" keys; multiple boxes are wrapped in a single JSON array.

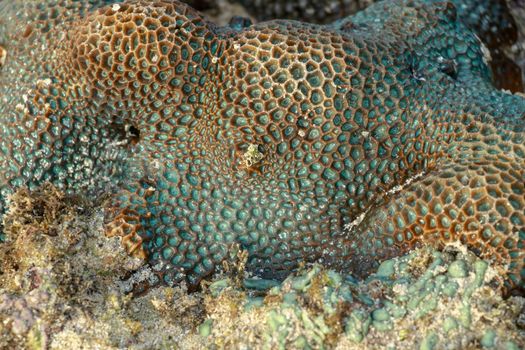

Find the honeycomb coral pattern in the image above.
[
  {"left": 353, "top": 121, "right": 525, "bottom": 287},
  {"left": 234, "top": 0, "right": 523, "bottom": 91},
  {"left": 0, "top": 0, "right": 523, "bottom": 292}
]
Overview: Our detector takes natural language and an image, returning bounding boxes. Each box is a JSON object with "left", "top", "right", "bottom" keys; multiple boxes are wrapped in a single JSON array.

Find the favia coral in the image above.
[{"left": 0, "top": 0, "right": 524, "bottom": 293}]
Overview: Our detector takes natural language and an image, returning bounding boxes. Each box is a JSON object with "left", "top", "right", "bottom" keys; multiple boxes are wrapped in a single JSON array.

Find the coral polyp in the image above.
[{"left": 0, "top": 0, "right": 523, "bottom": 293}]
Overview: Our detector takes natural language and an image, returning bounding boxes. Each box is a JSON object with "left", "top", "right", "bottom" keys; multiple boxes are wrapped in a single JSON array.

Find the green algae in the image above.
[
  {"left": 481, "top": 329, "right": 496, "bottom": 348},
  {"left": 419, "top": 332, "right": 438, "bottom": 350},
  {"left": 243, "top": 278, "right": 281, "bottom": 291},
  {"left": 200, "top": 245, "right": 525, "bottom": 349},
  {"left": 345, "top": 309, "right": 372, "bottom": 343},
  {"left": 199, "top": 319, "right": 213, "bottom": 337},
  {"left": 376, "top": 259, "right": 396, "bottom": 278},
  {"left": 447, "top": 260, "right": 468, "bottom": 278},
  {"left": 443, "top": 316, "right": 459, "bottom": 333}
]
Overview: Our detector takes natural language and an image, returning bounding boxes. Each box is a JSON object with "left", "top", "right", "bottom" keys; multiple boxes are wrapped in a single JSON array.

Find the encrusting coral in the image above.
[{"left": 0, "top": 0, "right": 524, "bottom": 296}]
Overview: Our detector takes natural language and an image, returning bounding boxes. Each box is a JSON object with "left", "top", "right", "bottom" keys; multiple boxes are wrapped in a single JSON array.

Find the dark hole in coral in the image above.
[
  {"left": 405, "top": 53, "right": 426, "bottom": 83},
  {"left": 109, "top": 122, "right": 141, "bottom": 145},
  {"left": 438, "top": 58, "right": 457, "bottom": 80},
  {"left": 127, "top": 125, "right": 141, "bottom": 144}
]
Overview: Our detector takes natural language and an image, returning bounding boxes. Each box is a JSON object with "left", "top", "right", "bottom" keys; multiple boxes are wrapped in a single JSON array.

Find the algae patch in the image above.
[{"left": 201, "top": 247, "right": 525, "bottom": 350}]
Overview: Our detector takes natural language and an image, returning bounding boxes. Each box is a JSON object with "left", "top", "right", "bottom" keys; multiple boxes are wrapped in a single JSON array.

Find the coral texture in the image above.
[
  {"left": 232, "top": 0, "right": 524, "bottom": 91},
  {"left": 0, "top": 0, "right": 524, "bottom": 293}
]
